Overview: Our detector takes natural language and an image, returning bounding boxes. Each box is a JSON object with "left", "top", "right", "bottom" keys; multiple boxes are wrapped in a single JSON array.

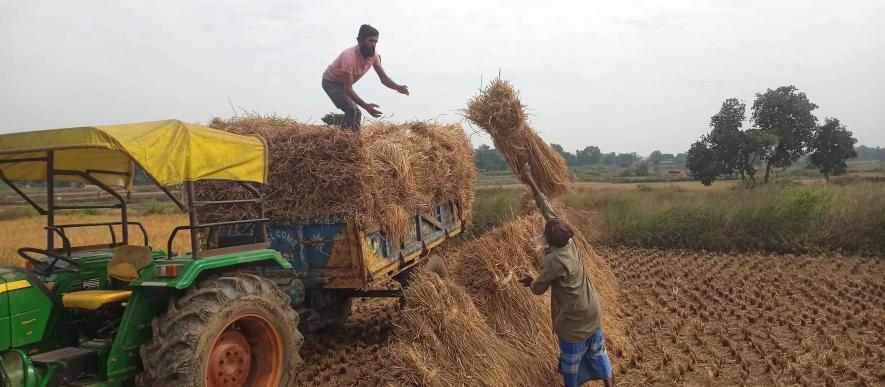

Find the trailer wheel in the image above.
[
  {"left": 393, "top": 264, "right": 418, "bottom": 288},
  {"left": 304, "top": 289, "right": 352, "bottom": 331},
  {"left": 136, "top": 273, "right": 303, "bottom": 387}
]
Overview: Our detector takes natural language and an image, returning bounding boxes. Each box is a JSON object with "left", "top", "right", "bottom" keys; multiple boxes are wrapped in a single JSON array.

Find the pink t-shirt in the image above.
[{"left": 322, "top": 45, "right": 380, "bottom": 85}]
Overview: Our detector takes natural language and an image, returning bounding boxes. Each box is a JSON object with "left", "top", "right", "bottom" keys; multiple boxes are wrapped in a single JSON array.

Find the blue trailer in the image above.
[{"left": 218, "top": 200, "right": 464, "bottom": 328}]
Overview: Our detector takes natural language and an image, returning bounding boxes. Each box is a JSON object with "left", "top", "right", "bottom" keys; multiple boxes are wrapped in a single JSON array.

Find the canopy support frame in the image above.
[
  {"left": 47, "top": 151, "right": 55, "bottom": 250},
  {"left": 167, "top": 180, "right": 267, "bottom": 259},
  {"left": 0, "top": 171, "right": 49, "bottom": 215}
]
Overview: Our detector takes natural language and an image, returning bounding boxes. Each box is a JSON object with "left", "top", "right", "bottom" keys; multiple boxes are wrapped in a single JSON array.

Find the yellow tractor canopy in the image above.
[{"left": 0, "top": 119, "right": 268, "bottom": 188}]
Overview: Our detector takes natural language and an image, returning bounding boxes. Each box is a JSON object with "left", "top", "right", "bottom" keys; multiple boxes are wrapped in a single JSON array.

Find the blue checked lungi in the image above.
[{"left": 558, "top": 330, "right": 612, "bottom": 387}]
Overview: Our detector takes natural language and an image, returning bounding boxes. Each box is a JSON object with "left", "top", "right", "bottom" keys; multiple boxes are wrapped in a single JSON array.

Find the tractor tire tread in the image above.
[{"left": 136, "top": 272, "right": 302, "bottom": 386}]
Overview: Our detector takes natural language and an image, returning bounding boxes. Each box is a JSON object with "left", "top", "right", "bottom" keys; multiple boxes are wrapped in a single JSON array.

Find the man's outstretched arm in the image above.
[
  {"left": 521, "top": 162, "right": 557, "bottom": 222},
  {"left": 374, "top": 61, "right": 409, "bottom": 95}
]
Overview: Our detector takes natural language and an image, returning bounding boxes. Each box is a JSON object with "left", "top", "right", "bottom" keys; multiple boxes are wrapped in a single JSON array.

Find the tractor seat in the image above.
[
  {"left": 62, "top": 290, "right": 132, "bottom": 310},
  {"left": 62, "top": 245, "right": 152, "bottom": 311}
]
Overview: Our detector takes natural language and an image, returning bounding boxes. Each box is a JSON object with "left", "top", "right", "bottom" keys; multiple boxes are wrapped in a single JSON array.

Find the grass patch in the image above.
[
  {"left": 477, "top": 165, "right": 699, "bottom": 186},
  {"left": 471, "top": 187, "right": 525, "bottom": 233},
  {"left": 477, "top": 172, "right": 519, "bottom": 186},
  {"left": 0, "top": 206, "right": 38, "bottom": 220},
  {"left": 139, "top": 199, "right": 177, "bottom": 215},
  {"left": 565, "top": 181, "right": 885, "bottom": 254},
  {"left": 69, "top": 208, "right": 102, "bottom": 216},
  {"left": 829, "top": 175, "right": 885, "bottom": 185}
]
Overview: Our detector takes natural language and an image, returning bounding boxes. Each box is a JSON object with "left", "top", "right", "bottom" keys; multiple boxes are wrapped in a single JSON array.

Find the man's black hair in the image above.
[
  {"left": 358, "top": 24, "right": 379, "bottom": 40},
  {"left": 544, "top": 218, "right": 574, "bottom": 248}
]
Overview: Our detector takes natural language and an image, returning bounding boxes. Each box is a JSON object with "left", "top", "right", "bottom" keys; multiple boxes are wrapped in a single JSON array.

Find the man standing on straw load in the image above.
[
  {"left": 322, "top": 24, "right": 409, "bottom": 132},
  {"left": 518, "top": 162, "right": 613, "bottom": 387}
]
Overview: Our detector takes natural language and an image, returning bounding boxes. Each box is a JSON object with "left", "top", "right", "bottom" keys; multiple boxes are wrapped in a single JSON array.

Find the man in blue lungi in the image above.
[{"left": 518, "top": 163, "right": 614, "bottom": 387}]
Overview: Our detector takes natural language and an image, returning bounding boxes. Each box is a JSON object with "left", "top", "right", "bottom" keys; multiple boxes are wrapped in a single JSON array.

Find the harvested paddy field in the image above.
[{"left": 295, "top": 246, "right": 883, "bottom": 386}]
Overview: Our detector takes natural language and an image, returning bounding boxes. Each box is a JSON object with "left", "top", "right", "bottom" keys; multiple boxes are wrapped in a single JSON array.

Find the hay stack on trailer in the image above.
[
  {"left": 196, "top": 116, "right": 476, "bottom": 242},
  {"left": 466, "top": 78, "right": 574, "bottom": 197}
]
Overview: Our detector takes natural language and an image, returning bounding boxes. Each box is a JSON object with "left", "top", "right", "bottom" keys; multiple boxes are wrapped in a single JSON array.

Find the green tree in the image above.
[
  {"left": 688, "top": 98, "right": 779, "bottom": 188},
  {"left": 617, "top": 152, "right": 640, "bottom": 167},
  {"left": 751, "top": 86, "right": 819, "bottom": 183},
  {"left": 550, "top": 143, "right": 578, "bottom": 166},
  {"left": 708, "top": 98, "right": 746, "bottom": 177},
  {"left": 737, "top": 128, "right": 777, "bottom": 187},
  {"left": 575, "top": 146, "right": 602, "bottom": 165},
  {"left": 602, "top": 152, "right": 618, "bottom": 165},
  {"left": 809, "top": 118, "right": 857, "bottom": 180},
  {"left": 686, "top": 138, "right": 720, "bottom": 186},
  {"left": 648, "top": 150, "right": 663, "bottom": 165},
  {"left": 708, "top": 98, "right": 780, "bottom": 187},
  {"left": 474, "top": 144, "right": 508, "bottom": 171},
  {"left": 634, "top": 161, "right": 650, "bottom": 176}
]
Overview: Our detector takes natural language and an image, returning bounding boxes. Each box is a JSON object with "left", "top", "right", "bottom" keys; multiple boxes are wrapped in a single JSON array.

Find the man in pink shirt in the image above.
[{"left": 322, "top": 24, "right": 409, "bottom": 132}]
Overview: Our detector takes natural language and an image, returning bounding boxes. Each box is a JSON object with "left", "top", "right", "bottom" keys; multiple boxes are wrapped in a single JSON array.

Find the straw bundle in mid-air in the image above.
[
  {"left": 466, "top": 79, "right": 574, "bottom": 197},
  {"left": 196, "top": 115, "right": 475, "bottom": 242}
]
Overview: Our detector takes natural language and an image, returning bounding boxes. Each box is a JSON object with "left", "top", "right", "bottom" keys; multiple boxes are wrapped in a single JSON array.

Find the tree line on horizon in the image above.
[
  {"left": 475, "top": 140, "right": 882, "bottom": 176},
  {"left": 475, "top": 144, "right": 689, "bottom": 172}
]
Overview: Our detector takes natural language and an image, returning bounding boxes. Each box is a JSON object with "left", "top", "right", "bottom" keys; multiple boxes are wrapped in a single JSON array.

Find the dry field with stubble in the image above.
[
  {"left": 0, "top": 213, "right": 188, "bottom": 266},
  {"left": 605, "top": 247, "right": 884, "bottom": 386}
]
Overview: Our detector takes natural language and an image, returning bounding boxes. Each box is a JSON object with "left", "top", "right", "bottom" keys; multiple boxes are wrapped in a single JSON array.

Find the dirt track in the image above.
[
  {"left": 294, "top": 297, "right": 402, "bottom": 386},
  {"left": 295, "top": 248, "right": 884, "bottom": 386}
]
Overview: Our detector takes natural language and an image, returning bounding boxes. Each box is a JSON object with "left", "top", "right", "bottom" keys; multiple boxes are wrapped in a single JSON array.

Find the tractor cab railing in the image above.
[
  {"left": 46, "top": 222, "right": 149, "bottom": 256},
  {"left": 165, "top": 180, "right": 269, "bottom": 259}
]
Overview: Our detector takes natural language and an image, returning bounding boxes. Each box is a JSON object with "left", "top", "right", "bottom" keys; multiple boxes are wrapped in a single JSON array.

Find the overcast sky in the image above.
[{"left": 2, "top": 1, "right": 883, "bottom": 155}]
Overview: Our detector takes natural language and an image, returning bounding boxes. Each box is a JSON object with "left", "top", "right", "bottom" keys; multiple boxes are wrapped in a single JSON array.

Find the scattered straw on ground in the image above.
[
  {"left": 466, "top": 79, "right": 574, "bottom": 197},
  {"left": 196, "top": 115, "right": 475, "bottom": 242}
]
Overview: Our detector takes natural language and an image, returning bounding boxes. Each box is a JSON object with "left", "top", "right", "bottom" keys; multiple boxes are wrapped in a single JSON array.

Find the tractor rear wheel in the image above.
[{"left": 136, "top": 273, "right": 303, "bottom": 387}]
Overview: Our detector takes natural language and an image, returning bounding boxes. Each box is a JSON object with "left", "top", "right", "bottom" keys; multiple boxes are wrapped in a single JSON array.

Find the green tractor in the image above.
[{"left": 0, "top": 120, "right": 303, "bottom": 386}]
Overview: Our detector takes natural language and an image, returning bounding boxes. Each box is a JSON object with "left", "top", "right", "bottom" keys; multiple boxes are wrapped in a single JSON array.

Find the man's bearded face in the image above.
[{"left": 359, "top": 36, "right": 378, "bottom": 58}]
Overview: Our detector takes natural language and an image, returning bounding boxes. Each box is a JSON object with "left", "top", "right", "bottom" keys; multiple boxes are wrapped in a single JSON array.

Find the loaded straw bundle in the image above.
[
  {"left": 466, "top": 79, "right": 574, "bottom": 197},
  {"left": 196, "top": 115, "right": 475, "bottom": 242}
]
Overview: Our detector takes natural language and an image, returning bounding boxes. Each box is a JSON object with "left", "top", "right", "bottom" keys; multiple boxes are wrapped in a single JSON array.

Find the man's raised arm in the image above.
[{"left": 521, "top": 162, "right": 557, "bottom": 222}]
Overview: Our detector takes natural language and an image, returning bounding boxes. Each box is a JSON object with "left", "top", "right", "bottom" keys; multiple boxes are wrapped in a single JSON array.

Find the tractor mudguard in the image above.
[
  {"left": 131, "top": 249, "right": 292, "bottom": 290},
  {"left": 0, "top": 349, "right": 38, "bottom": 387}
]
